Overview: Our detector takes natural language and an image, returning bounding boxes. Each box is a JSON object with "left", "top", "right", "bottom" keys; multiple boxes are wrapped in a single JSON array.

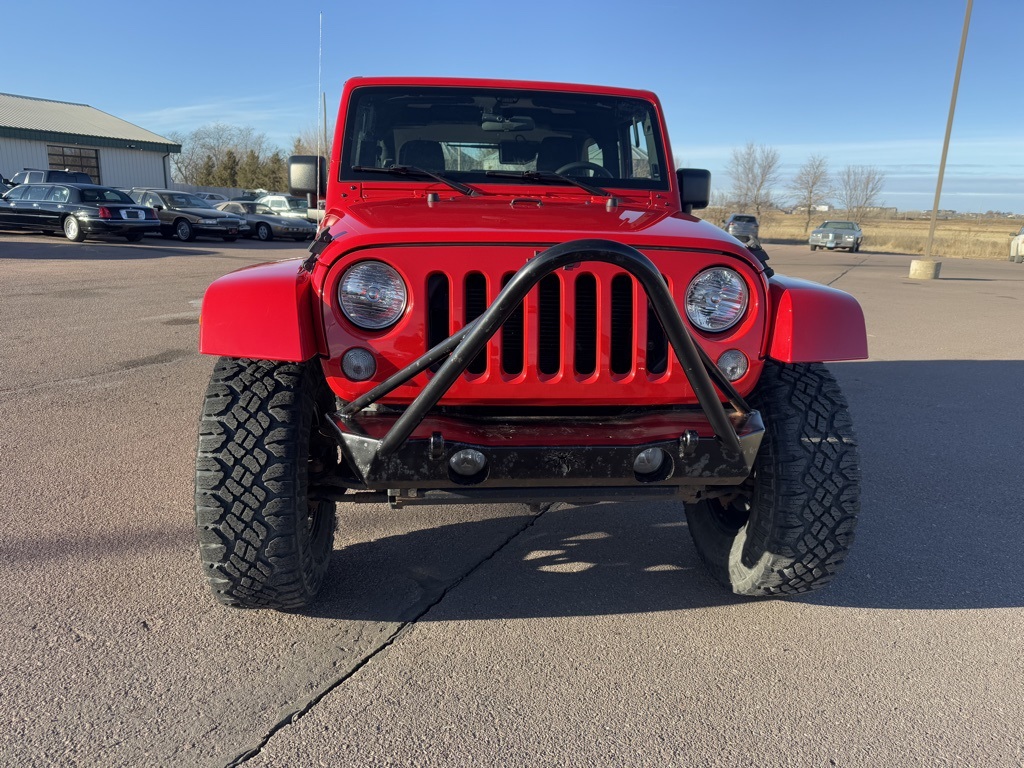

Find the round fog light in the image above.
[
  {"left": 449, "top": 449, "right": 487, "bottom": 477},
  {"left": 633, "top": 447, "right": 666, "bottom": 475},
  {"left": 342, "top": 348, "right": 377, "bottom": 381},
  {"left": 716, "top": 350, "right": 749, "bottom": 381}
]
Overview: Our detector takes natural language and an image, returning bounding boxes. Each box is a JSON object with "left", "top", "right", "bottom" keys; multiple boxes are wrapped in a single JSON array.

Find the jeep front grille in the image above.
[{"left": 425, "top": 268, "right": 670, "bottom": 379}]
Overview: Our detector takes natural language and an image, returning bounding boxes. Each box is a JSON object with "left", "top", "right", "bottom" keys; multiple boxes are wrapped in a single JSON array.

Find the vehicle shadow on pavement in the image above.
[
  {"left": 301, "top": 359, "right": 1024, "bottom": 621},
  {"left": 0, "top": 237, "right": 221, "bottom": 260},
  {"left": 805, "top": 359, "right": 1024, "bottom": 611}
]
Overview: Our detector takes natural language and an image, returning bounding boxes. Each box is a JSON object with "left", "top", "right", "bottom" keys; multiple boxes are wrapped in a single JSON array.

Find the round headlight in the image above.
[
  {"left": 684, "top": 268, "right": 748, "bottom": 332},
  {"left": 338, "top": 261, "right": 407, "bottom": 330}
]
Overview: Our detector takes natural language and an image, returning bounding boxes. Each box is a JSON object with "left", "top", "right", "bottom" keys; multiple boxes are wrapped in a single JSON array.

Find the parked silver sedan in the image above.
[
  {"left": 809, "top": 220, "right": 863, "bottom": 252},
  {"left": 215, "top": 201, "right": 317, "bottom": 242}
]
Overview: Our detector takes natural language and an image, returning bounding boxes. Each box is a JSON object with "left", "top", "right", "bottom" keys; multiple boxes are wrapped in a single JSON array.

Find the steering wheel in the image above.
[{"left": 555, "top": 161, "right": 613, "bottom": 178}]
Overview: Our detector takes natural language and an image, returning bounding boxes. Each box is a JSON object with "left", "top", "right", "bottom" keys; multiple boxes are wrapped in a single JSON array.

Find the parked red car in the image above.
[{"left": 195, "top": 77, "right": 867, "bottom": 610}]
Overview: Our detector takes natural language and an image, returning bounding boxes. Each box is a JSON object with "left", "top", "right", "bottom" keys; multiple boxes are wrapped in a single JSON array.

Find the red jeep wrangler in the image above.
[{"left": 195, "top": 77, "right": 867, "bottom": 610}]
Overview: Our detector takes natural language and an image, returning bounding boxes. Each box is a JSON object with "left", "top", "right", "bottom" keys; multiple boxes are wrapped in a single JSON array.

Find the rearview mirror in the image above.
[
  {"left": 481, "top": 114, "right": 535, "bottom": 132},
  {"left": 677, "top": 168, "right": 710, "bottom": 214},
  {"left": 289, "top": 155, "right": 328, "bottom": 197}
]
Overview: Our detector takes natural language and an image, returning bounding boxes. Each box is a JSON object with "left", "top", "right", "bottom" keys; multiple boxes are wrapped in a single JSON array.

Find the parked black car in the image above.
[
  {"left": 0, "top": 183, "right": 160, "bottom": 242},
  {"left": 127, "top": 188, "right": 247, "bottom": 241}
]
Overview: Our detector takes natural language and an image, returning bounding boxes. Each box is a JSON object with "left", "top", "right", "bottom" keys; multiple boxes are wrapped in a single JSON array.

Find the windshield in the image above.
[
  {"left": 341, "top": 85, "right": 668, "bottom": 190},
  {"left": 822, "top": 221, "right": 854, "bottom": 229},
  {"left": 166, "top": 193, "right": 211, "bottom": 208}
]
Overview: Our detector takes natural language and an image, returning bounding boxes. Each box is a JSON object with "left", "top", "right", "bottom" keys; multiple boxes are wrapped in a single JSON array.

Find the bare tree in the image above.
[
  {"left": 836, "top": 165, "right": 886, "bottom": 222},
  {"left": 292, "top": 124, "right": 334, "bottom": 158},
  {"left": 726, "top": 142, "right": 781, "bottom": 218},
  {"left": 788, "top": 154, "right": 833, "bottom": 233},
  {"left": 170, "top": 124, "right": 275, "bottom": 185}
]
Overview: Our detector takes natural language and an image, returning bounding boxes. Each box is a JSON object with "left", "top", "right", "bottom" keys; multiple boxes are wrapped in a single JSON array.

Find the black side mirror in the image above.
[
  {"left": 289, "top": 155, "right": 328, "bottom": 197},
  {"left": 677, "top": 168, "right": 710, "bottom": 214}
]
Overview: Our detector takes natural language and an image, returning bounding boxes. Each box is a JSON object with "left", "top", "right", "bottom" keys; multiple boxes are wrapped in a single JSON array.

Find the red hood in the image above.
[{"left": 316, "top": 195, "right": 755, "bottom": 267}]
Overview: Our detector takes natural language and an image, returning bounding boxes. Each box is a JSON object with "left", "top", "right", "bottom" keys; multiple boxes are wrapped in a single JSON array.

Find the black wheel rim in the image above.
[
  {"left": 304, "top": 412, "right": 336, "bottom": 567},
  {"left": 706, "top": 470, "right": 756, "bottom": 534}
]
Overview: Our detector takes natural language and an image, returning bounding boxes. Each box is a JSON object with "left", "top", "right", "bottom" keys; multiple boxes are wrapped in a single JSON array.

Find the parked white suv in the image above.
[{"left": 253, "top": 194, "right": 308, "bottom": 219}]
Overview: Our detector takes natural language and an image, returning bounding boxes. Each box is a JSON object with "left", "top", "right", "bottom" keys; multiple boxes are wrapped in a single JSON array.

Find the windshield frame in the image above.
[{"left": 339, "top": 84, "right": 670, "bottom": 192}]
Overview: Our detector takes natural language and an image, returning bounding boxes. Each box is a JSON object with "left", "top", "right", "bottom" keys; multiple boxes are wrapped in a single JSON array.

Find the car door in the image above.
[
  {"left": 41, "top": 185, "right": 71, "bottom": 230},
  {"left": 22, "top": 185, "right": 55, "bottom": 230},
  {"left": 0, "top": 185, "right": 29, "bottom": 228},
  {"left": 141, "top": 192, "right": 171, "bottom": 226}
]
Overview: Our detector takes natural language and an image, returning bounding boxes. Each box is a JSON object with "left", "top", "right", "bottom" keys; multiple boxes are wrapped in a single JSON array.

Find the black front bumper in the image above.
[
  {"left": 315, "top": 239, "right": 765, "bottom": 508},
  {"left": 324, "top": 407, "right": 763, "bottom": 506}
]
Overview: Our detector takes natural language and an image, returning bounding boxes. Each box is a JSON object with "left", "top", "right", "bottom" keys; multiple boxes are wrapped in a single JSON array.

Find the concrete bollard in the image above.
[{"left": 909, "top": 259, "right": 941, "bottom": 280}]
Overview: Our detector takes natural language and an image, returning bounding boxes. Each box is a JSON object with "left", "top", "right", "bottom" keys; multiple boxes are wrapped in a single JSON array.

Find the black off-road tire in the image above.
[
  {"left": 686, "top": 362, "right": 859, "bottom": 596},
  {"left": 195, "top": 357, "right": 338, "bottom": 610},
  {"left": 810, "top": 245, "right": 818, "bottom": 251}
]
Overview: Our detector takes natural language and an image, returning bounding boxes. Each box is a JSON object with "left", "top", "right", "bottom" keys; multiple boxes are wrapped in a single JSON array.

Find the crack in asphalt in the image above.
[
  {"left": 0, "top": 350, "right": 197, "bottom": 396},
  {"left": 827, "top": 256, "right": 870, "bottom": 286},
  {"left": 224, "top": 506, "right": 549, "bottom": 767}
]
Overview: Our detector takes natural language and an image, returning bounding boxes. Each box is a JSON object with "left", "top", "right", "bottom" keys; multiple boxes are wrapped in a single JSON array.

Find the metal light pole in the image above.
[{"left": 917, "top": 0, "right": 973, "bottom": 276}]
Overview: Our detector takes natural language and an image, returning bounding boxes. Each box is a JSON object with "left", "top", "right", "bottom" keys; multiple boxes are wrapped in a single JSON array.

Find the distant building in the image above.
[
  {"left": 0, "top": 92, "right": 179, "bottom": 187},
  {"left": 864, "top": 206, "right": 898, "bottom": 218}
]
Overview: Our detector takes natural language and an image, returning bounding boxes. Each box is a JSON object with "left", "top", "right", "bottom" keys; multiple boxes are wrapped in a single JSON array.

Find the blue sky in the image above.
[{"left": 4, "top": 0, "right": 1022, "bottom": 213}]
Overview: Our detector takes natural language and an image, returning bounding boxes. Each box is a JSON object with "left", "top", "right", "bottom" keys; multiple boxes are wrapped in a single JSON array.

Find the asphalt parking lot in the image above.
[{"left": 1, "top": 231, "right": 1022, "bottom": 768}]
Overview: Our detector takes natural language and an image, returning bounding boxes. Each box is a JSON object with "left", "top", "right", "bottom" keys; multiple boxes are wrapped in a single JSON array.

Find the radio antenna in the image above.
[{"left": 315, "top": 11, "right": 323, "bottom": 195}]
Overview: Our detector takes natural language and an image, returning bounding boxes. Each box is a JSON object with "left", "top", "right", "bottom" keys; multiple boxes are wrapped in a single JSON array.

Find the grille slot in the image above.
[
  {"left": 426, "top": 273, "right": 450, "bottom": 371},
  {"left": 464, "top": 273, "right": 487, "bottom": 374},
  {"left": 610, "top": 274, "right": 634, "bottom": 375},
  {"left": 574, "top": 274, "right": 597, "bottom": 375},
  {"left": 501, "top": 273, "right": 524, "bottom": 375},
  {"left": 646, "top": 275, "right": 669, "bottom": 375},
  {"left": 537, "top": 274, "right": 562, "bottom": 375}
]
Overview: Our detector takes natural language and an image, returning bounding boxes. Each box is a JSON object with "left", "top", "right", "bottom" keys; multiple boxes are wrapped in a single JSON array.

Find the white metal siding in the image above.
[{"left": 0, "top": 138, "right": 169, "bottom": 187}]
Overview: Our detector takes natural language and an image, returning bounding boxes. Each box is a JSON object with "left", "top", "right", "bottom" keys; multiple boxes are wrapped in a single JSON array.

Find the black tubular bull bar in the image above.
[{"left": 327, "top": 239, "right": 763, "bottom": 500}]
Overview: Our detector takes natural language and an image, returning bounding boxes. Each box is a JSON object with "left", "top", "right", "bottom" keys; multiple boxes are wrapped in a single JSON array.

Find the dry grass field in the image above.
[{"left": 697, "top": 207, "right": 1021, "bottom": 260}]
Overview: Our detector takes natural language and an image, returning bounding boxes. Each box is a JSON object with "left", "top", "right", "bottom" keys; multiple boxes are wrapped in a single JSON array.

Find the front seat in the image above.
[
  {"left": 536, "top": 137, "right": 578, "bottom": 172},
  {"left": 399, "top": 140, "right": 445, "bottom": 171}
]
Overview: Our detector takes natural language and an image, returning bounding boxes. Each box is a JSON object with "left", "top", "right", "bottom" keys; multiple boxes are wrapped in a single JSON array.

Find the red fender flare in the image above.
[
  {"left": 199, "top": 259, "right": 320, "bottom": 362},
  {"left": 766, "top": 275, "right": 868, "bottom": 362}
]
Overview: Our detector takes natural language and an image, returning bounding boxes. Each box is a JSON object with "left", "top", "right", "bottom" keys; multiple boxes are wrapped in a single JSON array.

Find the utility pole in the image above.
[{"left": 923, "top": 0, "right": 973, "bottom": 265}]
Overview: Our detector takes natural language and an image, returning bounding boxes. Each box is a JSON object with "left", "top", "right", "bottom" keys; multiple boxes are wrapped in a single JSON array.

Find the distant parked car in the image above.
[
  {"left": 723, "top": 213, "right": 759, "bottom": 243},
  {"left": 809, "top": 220, "right": 863, "bottom": 252},
  {"left": 215, "top": 201, "right": 316, "bottom": 242},
  {"left": 0, "top": 183, "right": 160, "bottom": 242},
  {"left": 195, "top": 192, "right": 229, "bottom": 203},
  {"left": 253, "top": 194, "right": 309, "bottom": 219},
  {"left": 127, "top": 188, "right": 247, "bottom": 241},
  {"left": 10, "top": 168, "right": 94, "bottom": 185},
  {"left": 1010, "top": 225, "right": 1024, "bottom": 263}
]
